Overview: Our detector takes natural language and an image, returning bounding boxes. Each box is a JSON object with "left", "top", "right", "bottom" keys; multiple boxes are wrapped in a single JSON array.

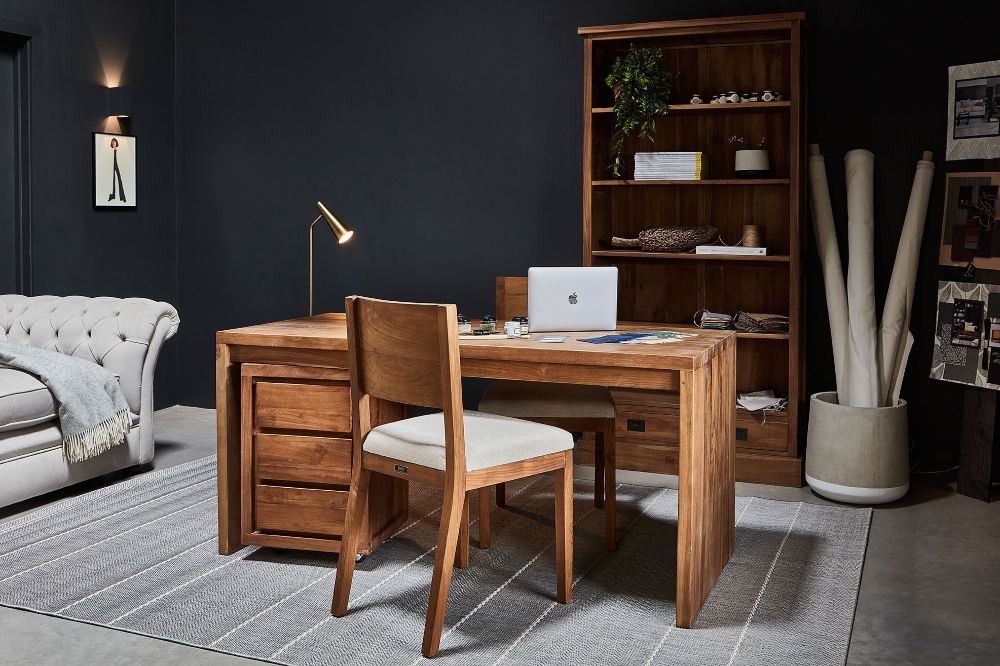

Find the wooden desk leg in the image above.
[
  {"left": 216, "top": 342, "right": 242, "bottom": 555},
  {"left": 676, "top": 339, "right": 736, "bottom": 628}
]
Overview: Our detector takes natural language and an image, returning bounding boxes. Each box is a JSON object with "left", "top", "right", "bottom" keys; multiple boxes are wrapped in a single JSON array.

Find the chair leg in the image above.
[
  {"left": 456, "top": 492, "right": 470, "bottom": 568},
  {"left": 594, "top": 431, "right": 605, "bottom": 509},
  {"left": 496, "top": 482, "right": 506, "bottom": 507},
  {"left": 331, "top": 468, "right": 372, "bottom": 616},
  {"left": 478, "top": 486, "right": 491, "bottom": 549},
  {"left": 422, "top": 481, "right": 466, "bottom": 658},
  {"left": 603, "top": 420, "right": 618, "bottom": 552},
  {"left": 553, "top": 451, "right": 574, "bottom": 604}
]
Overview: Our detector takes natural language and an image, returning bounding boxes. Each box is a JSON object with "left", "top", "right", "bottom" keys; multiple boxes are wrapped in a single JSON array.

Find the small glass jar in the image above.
[
  {"left": 513, "top": 315, "right": 529, "bottom": 336},
  {"left": 480, "top": 315, "right": 496, "bottom": 334},
  {"left": 457, "top": 314, "right": 472, "bottom": 335},
  {"left": 504, "top": 321, "right": 520, "bottom": 338}
]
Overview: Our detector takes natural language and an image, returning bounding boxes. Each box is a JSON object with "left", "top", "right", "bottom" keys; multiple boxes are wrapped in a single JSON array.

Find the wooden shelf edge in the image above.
[
  {"left": 591, "top": 249, "right": 790, "bottom": 263},
  {"left": 592, "top": 179, "right": 790, "bottom": 186},
  {"left": 592, "top": 101, "right": 791, "bottom": 114},
  {"left": 736, "top": 331, "right": 790, "bottom": 340}
]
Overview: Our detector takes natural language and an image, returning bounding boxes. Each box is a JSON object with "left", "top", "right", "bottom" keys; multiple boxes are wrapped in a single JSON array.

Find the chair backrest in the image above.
[
  {"left": 495, "top": 277, "right": 528, "bottom": 322},
  {"left": 345, "top": 296, "right": 466, "bottom": 472}
]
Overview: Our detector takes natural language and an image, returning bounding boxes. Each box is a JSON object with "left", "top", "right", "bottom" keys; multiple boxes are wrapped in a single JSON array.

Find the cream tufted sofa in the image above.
[{"left": 0, "top": 295, "right": 179, "bottom": 508}]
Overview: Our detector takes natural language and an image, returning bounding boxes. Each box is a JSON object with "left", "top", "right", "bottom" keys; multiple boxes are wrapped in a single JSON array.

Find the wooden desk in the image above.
[{"left": 216, "top": 315, "right": 736, "bottom": 627}]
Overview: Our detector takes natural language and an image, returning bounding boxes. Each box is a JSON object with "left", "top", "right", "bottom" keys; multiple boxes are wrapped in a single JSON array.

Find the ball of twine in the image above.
[{"left": 742, "top": 224, "right": 763, "bottom": 248}]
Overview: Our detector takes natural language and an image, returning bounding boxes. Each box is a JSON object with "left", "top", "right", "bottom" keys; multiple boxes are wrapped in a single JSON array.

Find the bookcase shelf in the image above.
[
  {"left": 592, "top": 179, "right": 790, "bottom": 187},
  {"left": 581, "top": 14, "right": 806, "bottom": 486},
  {"left": 592, "top": 101, "right": 791, "bottom": 114},
  {"left": 591, "top": 250, "right": 790, "bottom": 263}
]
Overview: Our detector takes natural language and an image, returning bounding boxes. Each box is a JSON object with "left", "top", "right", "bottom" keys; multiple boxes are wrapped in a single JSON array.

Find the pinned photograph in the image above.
[
  {"left": 951, "top": 299, "right": 984, "bottom": 347},
  {"left": 947, "top": 60, "right": 1000, "bottom": 160},
  {"left": 93, "top": 132, "right": 136, "bottom": 209}
]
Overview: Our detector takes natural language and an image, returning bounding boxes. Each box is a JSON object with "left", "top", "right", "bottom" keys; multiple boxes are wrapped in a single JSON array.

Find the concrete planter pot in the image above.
[{"left": 805, "top": 391, "right": 909, "bottom": 504}]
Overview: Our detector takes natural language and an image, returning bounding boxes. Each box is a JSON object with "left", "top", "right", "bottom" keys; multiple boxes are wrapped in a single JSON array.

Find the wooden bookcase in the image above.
[{"left": 579, "top": 14, "right": 806, "bottom": 486}]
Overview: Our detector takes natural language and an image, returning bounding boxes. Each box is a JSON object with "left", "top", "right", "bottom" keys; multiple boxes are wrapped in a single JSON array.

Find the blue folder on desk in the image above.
[{"left": 578, "top": 333, "right": 653, "bottom": 344}]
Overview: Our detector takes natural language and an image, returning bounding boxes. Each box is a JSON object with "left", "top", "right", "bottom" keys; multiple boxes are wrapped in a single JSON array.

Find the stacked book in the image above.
[
  {"left": 695, "top": 310, "right": 734, "bottom": 330},
  {"left": 633, "top": 152, "right": 704, "bottom": 180}
]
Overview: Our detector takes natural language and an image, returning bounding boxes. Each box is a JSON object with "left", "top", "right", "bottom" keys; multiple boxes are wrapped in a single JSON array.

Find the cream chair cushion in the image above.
[
  {"left": 363, "top": 410, "right": 573, "bottom": 471},
  {"left": 478, "top": 380, "right": 615, "bottom": 419}
]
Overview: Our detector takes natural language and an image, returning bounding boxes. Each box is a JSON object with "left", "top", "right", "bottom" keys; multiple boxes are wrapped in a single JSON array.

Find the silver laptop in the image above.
[{"left": 527, "top": 267, "right": 618, "bottom": 332}]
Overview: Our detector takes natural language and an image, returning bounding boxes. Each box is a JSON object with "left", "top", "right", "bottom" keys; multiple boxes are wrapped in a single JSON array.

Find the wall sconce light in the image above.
[{"left": 106, "top": 86, "right": 131, "bottom": 118}]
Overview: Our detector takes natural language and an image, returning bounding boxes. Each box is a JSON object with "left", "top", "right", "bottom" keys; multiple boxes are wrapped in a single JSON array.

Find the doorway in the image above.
[{"left": 0, "top": 29, "right": 30, "bottom": 295}]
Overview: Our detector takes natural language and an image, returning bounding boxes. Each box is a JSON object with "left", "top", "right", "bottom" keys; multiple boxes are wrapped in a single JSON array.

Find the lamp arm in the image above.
[{"left": 308, "top": 214, "right": 323, "bottom": 316}]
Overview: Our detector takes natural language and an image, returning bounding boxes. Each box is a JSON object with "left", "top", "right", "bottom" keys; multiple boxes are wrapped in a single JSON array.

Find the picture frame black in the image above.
[{"left": 92, "top": 131, "right": 136, "bottom": 210}]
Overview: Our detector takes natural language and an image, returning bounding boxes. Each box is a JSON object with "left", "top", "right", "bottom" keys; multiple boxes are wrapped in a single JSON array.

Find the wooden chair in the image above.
[
  {"left": 331, "top": 296, "right": 574, "bottom": 659},
  {"left": 477, "top": 277, "right": 619, "bottom": 551}
]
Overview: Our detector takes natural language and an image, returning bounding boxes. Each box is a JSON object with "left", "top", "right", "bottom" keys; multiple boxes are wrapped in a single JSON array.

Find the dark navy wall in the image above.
[{"left": 0, "top": 0, "right": 178, "bottom": 405}]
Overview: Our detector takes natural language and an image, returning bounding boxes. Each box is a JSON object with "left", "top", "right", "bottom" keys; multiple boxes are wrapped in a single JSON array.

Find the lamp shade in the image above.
[{"left": 316, "top": 201, "right": 354, "bottom": 244}]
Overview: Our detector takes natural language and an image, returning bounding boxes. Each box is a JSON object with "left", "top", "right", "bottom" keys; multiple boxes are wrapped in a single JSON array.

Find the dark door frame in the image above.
[{"left": 1, "top": 18, "right": 37, "bottom": 295}]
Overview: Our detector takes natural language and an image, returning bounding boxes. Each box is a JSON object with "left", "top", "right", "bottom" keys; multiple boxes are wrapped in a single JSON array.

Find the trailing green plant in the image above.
[{"left": 604, "top": 45, "right": 672, "bottom": 177}]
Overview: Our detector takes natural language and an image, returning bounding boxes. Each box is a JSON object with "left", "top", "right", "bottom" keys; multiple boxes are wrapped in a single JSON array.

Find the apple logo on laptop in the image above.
[{"left": 568, "top": 292, "right": 578, "bottom": 305}]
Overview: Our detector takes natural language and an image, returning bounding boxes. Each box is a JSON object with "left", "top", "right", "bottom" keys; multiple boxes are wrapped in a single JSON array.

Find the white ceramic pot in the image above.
[
  {"left": 805, "top": 391, "right": 909, "bottom": 504},
  {"left": 735, "top": 149, "right": 770, "bottom": 177}
]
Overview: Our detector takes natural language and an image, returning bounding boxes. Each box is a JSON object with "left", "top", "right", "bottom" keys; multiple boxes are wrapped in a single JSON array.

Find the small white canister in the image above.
[{"left": 504, "top": 321, "right": 520, "bottom": 338}]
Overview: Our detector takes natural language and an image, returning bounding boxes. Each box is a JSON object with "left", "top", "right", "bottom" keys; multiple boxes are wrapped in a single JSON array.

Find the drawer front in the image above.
[
  {"left": 611, "top": 389, "right": 680, "bottom": 410},
  {"left": 577, "top": 434, "right": 679, "bottom": 475},
  {"left": 614, "top": 407, "right": 680, "bottom": 446},
  {"left": 254, "top": 484, "right": 348, "bottom": 537},
  {"left": 254, "top": 434, "right": 352, "bottom": 486},
  {"left": 255, "top": 381, "right": 351, "bottom": 432},
  {"left": 735, "top": 411, "right": 789, "bottom": 453}
]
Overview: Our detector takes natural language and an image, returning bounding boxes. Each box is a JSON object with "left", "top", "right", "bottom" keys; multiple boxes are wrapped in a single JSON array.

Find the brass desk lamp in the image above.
[{"left": 309, "top": 201, "right": 354, "bottom": 315}]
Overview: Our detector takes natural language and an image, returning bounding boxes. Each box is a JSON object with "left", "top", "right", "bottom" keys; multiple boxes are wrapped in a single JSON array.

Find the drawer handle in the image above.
[
  {"left": 626, "top": 419, "right": 645, "bottom": 433},
  {"left": 394, "top": 464, "right": 409, "bottom": 474},
  {"left": 736, "top": 427, "right": 748, "bottom": 441}
]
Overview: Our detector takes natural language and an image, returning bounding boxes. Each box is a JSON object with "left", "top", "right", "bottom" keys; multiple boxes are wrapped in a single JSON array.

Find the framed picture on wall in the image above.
[
  {"left": 947, "top": 60, "right": 1000, "bottom": 161},
  {"left": 93, "top": 132, "right": 136, "bottom": 209}
]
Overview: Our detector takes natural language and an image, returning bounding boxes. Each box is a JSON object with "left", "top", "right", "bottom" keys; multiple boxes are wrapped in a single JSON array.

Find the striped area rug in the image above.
[{"left": 0, "top": 457, "right": 870, "bottom": 665}]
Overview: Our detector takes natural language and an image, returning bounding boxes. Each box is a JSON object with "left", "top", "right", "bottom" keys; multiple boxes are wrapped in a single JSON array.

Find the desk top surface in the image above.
[{"left": 218, "top": 314, "right": 735, "bottom": 371}]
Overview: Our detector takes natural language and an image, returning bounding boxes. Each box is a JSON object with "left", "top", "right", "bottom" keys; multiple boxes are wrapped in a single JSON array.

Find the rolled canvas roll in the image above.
[
  {"left": 878, "top": 152, "right": 935, "bottom": 406},
  {"left": 844, "top": 149, "right": 879, "bottom": 408},
  {"left": 888, "top": 332, "right": 914, "bottom": 407},
  {"left": 807, "top": 145, "right": 850, "bottom": 402}
]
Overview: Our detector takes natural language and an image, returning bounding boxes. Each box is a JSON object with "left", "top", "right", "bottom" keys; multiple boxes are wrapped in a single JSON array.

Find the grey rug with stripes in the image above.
[{"left": 0, "top": 456, "right": 870, "bottom": 665}]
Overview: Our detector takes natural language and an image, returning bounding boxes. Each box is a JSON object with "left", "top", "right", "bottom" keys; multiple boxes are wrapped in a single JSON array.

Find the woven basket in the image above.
[{"left": 611, "top": 226, "right": 718, "bottom": 253}]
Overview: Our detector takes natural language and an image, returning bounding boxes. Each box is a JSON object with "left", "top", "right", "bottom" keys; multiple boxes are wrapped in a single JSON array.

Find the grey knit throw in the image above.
[{"left": 0, "top": 342, "right": 132, "bottom": 462}]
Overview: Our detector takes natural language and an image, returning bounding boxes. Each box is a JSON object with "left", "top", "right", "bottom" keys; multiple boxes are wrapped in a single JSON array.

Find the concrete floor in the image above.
[{"left": 1, "top": 405, "right": 998, "bottom": 665}]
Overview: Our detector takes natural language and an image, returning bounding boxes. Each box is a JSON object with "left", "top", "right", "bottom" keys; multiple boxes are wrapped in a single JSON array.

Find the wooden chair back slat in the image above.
[
  {"left": 345, "top": 296, "right": 466, "bottom": 473},
  {"left": 495, "top": 277, "right": 528, "bottom": 322}
]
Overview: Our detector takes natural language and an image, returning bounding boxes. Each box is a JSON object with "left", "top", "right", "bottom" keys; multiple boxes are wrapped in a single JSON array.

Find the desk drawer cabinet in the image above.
[
  {"left": 240, "top": 363, "right": 407, "bottom": 553},
  {"left": 576, "top": 389, "right": 799, "bottom": 485}
]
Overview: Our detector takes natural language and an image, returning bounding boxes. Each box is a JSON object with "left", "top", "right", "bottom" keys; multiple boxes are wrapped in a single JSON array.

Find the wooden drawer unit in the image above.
[
  {"left": 254, "top": 381, "right": 351, "bottom": 432},
  {"left": 735, "top": 409, "right": 789, "bottom": 453},
  {"left": 254, "top": 433, "right": 352, "bottom": 486},
  {"left": 240, "top": 363, "right": 408, "bottom": 553},
  {"left": 577, "top": 388, "right": 801, "bottom": 486},
  {"left": 255, "top": 485, "right": 348, "bottom": 537},
  {"left": 612, "top": 389, "right": 680, "bottom": 446}
]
